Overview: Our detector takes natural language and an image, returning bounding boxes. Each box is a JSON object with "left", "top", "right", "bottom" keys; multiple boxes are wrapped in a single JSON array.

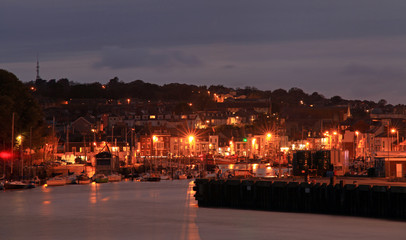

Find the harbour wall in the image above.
[{"left": 193, "top": 178, "right": 406, "bottom": 220}]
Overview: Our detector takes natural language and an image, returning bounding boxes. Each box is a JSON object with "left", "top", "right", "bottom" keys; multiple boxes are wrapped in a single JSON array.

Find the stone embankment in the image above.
[{"left": 193, "top": 177, "right": 406, "bottom": 220}]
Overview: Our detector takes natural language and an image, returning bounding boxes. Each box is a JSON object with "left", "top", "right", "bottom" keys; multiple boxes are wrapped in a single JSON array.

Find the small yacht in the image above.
[
  {"left": 107, "top": 173, "right": 122, "bottom": 182},
  {"left": 160, "top": 175, "right": 170, "bottom": 180},
  {"left": 4, "top": 181, "right": 34, "bottom": 190},
  {"left": 92, "top": 174, "right": 109, "bottom": 183},
  {"left": 65, "top": 174, "right": 78, "bottom": 184},
  {"left": 46, "top": 177, "right": 66, "bottom": 186},
  {"left": 77, "top": 174, "right": 91, "bottom": 184}
]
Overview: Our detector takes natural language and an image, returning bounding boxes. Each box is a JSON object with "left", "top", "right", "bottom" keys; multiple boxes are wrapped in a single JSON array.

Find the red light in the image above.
[{"left": 0, "top": 151, "right": 12, "bottom": 159}]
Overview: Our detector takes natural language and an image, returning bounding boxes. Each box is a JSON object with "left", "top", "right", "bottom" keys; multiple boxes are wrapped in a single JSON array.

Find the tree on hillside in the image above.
[{"left": 0, "top": 69, "right": 46, "bottom": 150}]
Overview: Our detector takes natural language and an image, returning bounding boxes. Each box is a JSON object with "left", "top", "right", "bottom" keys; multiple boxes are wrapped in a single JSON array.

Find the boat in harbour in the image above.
[
  {"left": 77, "top": 174, "right": 91, "bottom": 184},
  {"left": 141, "top": 174, "right": 161, "bottom": 182},
  {"left": 92, "top": 174, "right": 109, "bottom": 183},
  {"left": 160, "top": 175, "right": 170, "bottom": 180},
  {"left": 107, "top": 173, "right": 122, "bottom": 182},
  {"left": 46, "top": 177, "right": 66, "bottom": 186},
  {"left": 4, "top": 181, "right": 35, "bottom": 190},
  {"left": 65, "top": 174, "right": 78, "bottom": 184},
  {"left": 178, "top": 174, "right": 188, "bottom": 180}
]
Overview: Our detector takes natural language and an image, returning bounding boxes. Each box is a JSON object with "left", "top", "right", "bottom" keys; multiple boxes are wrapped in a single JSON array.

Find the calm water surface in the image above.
[{"left": 1, "top": 180, "right": 405, "bottom": 240}]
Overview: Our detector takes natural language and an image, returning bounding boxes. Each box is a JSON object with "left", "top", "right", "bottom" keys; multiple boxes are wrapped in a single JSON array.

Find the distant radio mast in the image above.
[{"left": 36, "top": 55, "right": 41, "bottom": 80}]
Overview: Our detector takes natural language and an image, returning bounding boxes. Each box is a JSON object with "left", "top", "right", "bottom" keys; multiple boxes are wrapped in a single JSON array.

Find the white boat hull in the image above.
[
  {"left": 108, "top": 174, "right": 122, "bottom": 182},
  {"left": 47, "top": 178, "right": 66, "bottom": 186}
]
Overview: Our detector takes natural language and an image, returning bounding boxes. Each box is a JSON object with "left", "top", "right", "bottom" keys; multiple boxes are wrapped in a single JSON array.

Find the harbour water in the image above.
[{"left": 1, "top": 180, "right": 405, "bottom": 240}]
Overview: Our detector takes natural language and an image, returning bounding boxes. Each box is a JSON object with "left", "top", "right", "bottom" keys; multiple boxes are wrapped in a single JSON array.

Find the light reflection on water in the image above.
[
  {"left": 1, "top": 180, "right": 405, "bottom": 240},
  {"left": 180, "top": 181, "right": 201, "bottom": 240}
]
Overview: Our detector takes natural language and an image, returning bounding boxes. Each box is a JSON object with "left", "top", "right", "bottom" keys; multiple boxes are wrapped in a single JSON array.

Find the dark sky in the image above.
[{"left": 1, "top": 1, "right": 406, "bottom": 104}]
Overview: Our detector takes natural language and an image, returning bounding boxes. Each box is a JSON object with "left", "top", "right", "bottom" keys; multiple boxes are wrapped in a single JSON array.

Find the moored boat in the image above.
[
  {"left": 46, "top": 177, "right": 66, "bottom": 186},
  {"left": 4, "top": 181, "right": 34, "bottom": 190},
  {"left": 65, "top": 174, "right": 77, "bottom": 184},
  {"left": 178, "top": 174, "right": 188, "bottom": 180},
  {"left": 160, "top": 175, "right": 170, "bottom": 180},
  {"left": 77, "top": 174, "right": 91, "bottom": 184},
  {"left": 139, "top": 173, "right": 161, "bottom": 182},
  {"left": 92, "top": 174, "right": 108, "bottom": 183},
  {"left": 107, "top": 173, "right": 122, "bottom": 182},
  {"left": 141, "top": 176, "right": 161, "bottom": 182},
  {"left": 30, "top": 176, "right": 42, "bottom": 186}
]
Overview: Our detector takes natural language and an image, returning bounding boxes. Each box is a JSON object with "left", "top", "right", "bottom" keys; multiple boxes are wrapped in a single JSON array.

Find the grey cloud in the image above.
[
  {"left": 93, "top": 47, "right": 202, "bottom": 69},
  {"left": 341, "top": 63, "right": 406, "bottom": 80},
  {"left": 222, "top": 65, "right": 236, "bottom": 69},
  {"left": 2, "top": 1, "right": 406, "bottom": 63},
  {"left": 2, "top": 0, "right": 406, "bottom": 104}
]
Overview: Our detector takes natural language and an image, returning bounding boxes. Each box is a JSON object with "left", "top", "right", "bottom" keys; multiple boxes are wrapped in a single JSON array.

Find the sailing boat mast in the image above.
[
  {"left": 52, "top": 116, "right": 55, "bottom": 161},
  {"left": 11, "top": 112, "right": 15, "bottom": 175}
]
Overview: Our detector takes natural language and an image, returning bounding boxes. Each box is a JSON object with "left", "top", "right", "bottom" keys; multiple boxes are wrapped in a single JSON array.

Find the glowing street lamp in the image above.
[
  {"left": 188, "top": 135, "right": 195, "bottom": 156},
  {"left": 391, "top": 128, "right": 399, "bottom": 151},
  {"left": 152, "top": 135, "right": 158, "bottom": 156},
  {"left": 187, "top": 135, "right": 195, "bottom": 168},
  {"left": 16, "top": 135, "right": 23, "bottom": 145}
]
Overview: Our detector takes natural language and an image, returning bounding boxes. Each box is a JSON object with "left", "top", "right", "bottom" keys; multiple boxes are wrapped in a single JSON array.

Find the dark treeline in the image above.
[
  {"left": 28, "top": 77, "right": 399, "bottom": 113},
  {"left": 30, "top": 77, "right": 209, "bottom": 102}
]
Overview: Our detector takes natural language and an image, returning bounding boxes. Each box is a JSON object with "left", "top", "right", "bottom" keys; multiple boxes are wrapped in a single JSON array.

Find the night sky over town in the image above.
[{"left": 2, "top": 1, "right": 406, "bottom": 104}]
